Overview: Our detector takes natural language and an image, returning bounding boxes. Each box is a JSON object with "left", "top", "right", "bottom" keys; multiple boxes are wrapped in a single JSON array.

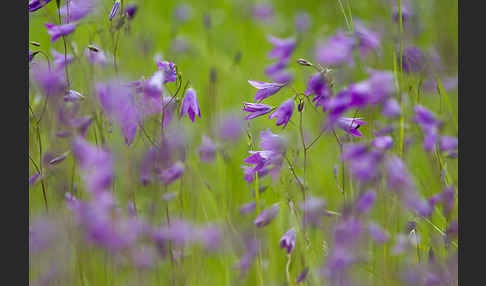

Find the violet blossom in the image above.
[{"left": 269, "top": 99, "right": 294, "bottom": 128}]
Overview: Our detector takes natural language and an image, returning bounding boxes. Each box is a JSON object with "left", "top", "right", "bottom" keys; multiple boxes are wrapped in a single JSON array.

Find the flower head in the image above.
[
  {"left": 159, "top": 161, "right": 185, "bottom": 185},
  {"left": 243, "top": 102, "right": 273, "bottom": 120},
  {"left": 254, "top": 204, "right": 279, "bottom": 227},
  {"left": 84, "top": 46, "right": 107, "bottom": 66},
  {"left": 269, "top": 99, "right": 294, "bottom": 128},
  {"left": 267, "top": 36, "right": 296, "bottom": 61},
  {"left": 198, "top": 135, "right": 216, "bottom": 162},
  {"left": 401, "top": 46, "right": 426, "bottom": 73},
  {"left": 316, "top": 31, "right": 355, "bottom": 66},
  {"left": 337, "top": 117, "right": 367, "bottom": 137},
  {"left": 248, "top": 80, "right": 285, "bottom": 102},
  {"left": 356, "top": 190, "right": 376, "bottom": 214},
  {"left": 45, "top": 22, "right": 77, "bottom": 42},
  {"left": 354, "top": 22, "right": 381, "bottom": 58},
  {"left": 109, "top": 1, "right": 120, "bottom": 21},
  {"left": 157, "top": 60, "right": 177, "bottom": 83},
  {"left": 294, "top": 12, "right": 311, "bottom": 33},
  {"left": 125, "top": 3, "right": 138, "bottom": 19},
  {"left": 51, "top": 49, "right": 73, "bottom": 70},
  {"left": 180, "top": 88, "right": 201, "bottom": 122},
  {"left": 29, "top": 0, "right": 52, "bottom": 12},
  {"left": 280, "top": 228, "right": 296, "bottom": 254}
]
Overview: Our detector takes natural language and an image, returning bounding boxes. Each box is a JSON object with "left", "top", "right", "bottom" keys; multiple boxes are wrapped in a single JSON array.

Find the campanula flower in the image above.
[
  {"left": 382, "top": 98, "right": 401, "bottom": 118},
  {"left": 243, "top": 102, "right": 273, "bottom": 120},
  {"left": 354, "top": 21, "right": 381, "bottom": 58},
  {"left": 60, "top": 0, "right": 99, "bottom": 23},
  {"left": 439, "top": 136, "right": 458, "bottom": 152},
  {"left": 267, "top": 35, "right": 296, "bottom": 61},
  {"left": 315, "top": 31, "right": 355, "bottom": 66},
  {"left": 239, "top": 202, "right": 256, "bottom": 215},
  {"left": 29, "top": 0, "right": 52, "bottom": 12},
  {"left": 299, "top": 197, "right": 326, "bottom": 227},
  {"left": 401, "top": 46, "right": 426, "bottom": 73},
  {"left": 280, "top": 228, "right": 296, "bottom": 254},
  {"left": 337, "top": 117, "right": 367, "bottom": 137},
  {"left": 45, "top": 23, "right": 77, "bottom": 42},
  {"left": 125, "top": 3, "right": 138, "bottom": 20},
  {"left": 294, "top": 12, "right": 311, "bottom": 33},
  {"left": 198, "top": 135, "right": 216, "bottom": 162},
  {"left": 356, "top": 190, "right": 376, "bottom": 214},
  {"left": 248, "top": 80, "right": 285, "bottom": 102},
  {"left": 269, "top": 99, "right": 294, "bottom": 128},
  {"left": 368, "top": 222, "right": 390, "bottom": 243},
  {"left": 109, "top": 1, "right": 120, "bottom": 21},
  {"left": 251, "top": 3, "right": 274, "bottom": 22},
  {"left": 51, "top": 49, "right": 73, "bottom": 70},
  {"left": 156, "top": 60, "right": 177, "bottom": 83},
  {"left": 84, "top": 46, "right": 107, "bottom": 66},
  {"left": 31, "top": 62, "right": 66, "bottom": 97},
  {"left": 254, "top": 203, "right": 279, "bottom": 227},
  {"left": 305, "top": 73, "right": 331, "bottom": 111},
  {"left": 296, "top": 268, "right": 309, "bottom": 283},
  {"left": 180, "top": 88, "right": 201, "bottom": 122},
  {"left": 159, "top": 161, "right": 184, "bottom": 185},
  {"left": 371, "top": 136, "right": 393, "bottom": 151}
]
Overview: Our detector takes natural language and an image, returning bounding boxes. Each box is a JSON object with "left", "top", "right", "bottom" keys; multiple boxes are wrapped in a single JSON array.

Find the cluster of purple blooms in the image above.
[{"left": 29, "top": 1, "right": 457, "bottom": 285}]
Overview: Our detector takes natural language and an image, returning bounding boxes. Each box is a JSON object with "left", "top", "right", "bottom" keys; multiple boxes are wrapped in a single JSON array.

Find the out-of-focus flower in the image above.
[
  {"left": 294, "top": 12, "right": 311, "bottom": 33},
  {"left": 315, "top": 31, "right": 355, "bottom": 66},
  {"left": 393, "top": 1, "right": 412, "bottom": 24},
  {"left": 125, "top": 3, "right": 138, "bottom": 20},
  {"left": 31, "top": 62, "right": 66, "bottom": 97},
  {"left": 254, "top": 204, "right": 279, "bottom": 227},
  {"left": 96, "top": 81, "right": 139, "bottom": 145},
  {"left": 180, "top": 88, "right": 201, "bottom": 122},
  {"left": 267, "top": 36, "right": 296, "bottom": 62},
  {"left": 347, "top": 70, "right": 395, "bottom": 107},
  {"left": 382, "top": 98, "right": 401, "bottom": 118},
  {"left": 240, "top": 202, "right": 256, "bottom": 215},
  {"left": 280, "top": 228, "right": 296, "bottom": 254},
  {"left": 215, "top": 114, "right": 244, "bottom": 141},
  {"left": 45, "top": 23, "right": 77, "bottom": 42},
  {"left": 196, "top": 224, "right": 221, "bottom": 251},
  {"left": 269, "top": 99, "right": 294, "bottom": 128},
  {"left": 368, "top": 222, "right": 390, "bottom": 243},
  {"left": 84, "top": 46, "right": 107, "bottom": 66},
  {"left": 342, "top": 143, "right": 383, "bottom": 182},
  {"left": 296, "top": 267, "right": 309, "bottom": 283},
  {"left": 401, "top": 46, "right": 426, "bottom": 73},
  {"left": 71, "top": 137, "right": 113, "bottom": 193},
  {"left": 159, "top": 161, "right": 184, "bottom": 185},
  {"left": 251, "top": 3, "right": 274, "bottom": 22},
  {"left": 305, "top": 73, "right": 331, "bottom": 111},
  {"left": 371, "top": 136, "right": 393, "bottom": 151},
  {"left": 60, "top": 0, "right": 99, "bottom": 23},
  {"left": 414, "top": 105, "right": 441, "bottom": 152},
  {"left": 354, "top": 21, "right": 381, "bottom": 58},
  {"left": 299, "top": 196, "right": 326, "bottom": 227},
  {"left": 337, "top": 117, "right": 367, "bottom": 137},
  {"left": 439, "top": 136, "right": 458, "bottom": 152},
  {"left": 29, "top": 172, "right": 41, "bottom": 186},
  {"left": 356, "top": 190, "right": 376, "bottom": 214},
  {"left": 243, "top": 102, "right": 273, "bottom": 120},
  {"left": 156, "top": 60, "right": 177, "bottom": 83},
  {"left": 64, "top": 90, "right": 84, "bottom": 102},
  {"left": 198, "top": 135, "right": 216, "bottom": 162},
  {"left": 173, "top": 3, "right": 192, "bottom": 22},
  {"left": 51, "top": 49, "right": 73, "bottom": 69},
  {"left": 29, "top": 0, "right": 52, "bottom": 12},
  {"left": 248, "top": 80, "right": 285, "bottom": 102}
]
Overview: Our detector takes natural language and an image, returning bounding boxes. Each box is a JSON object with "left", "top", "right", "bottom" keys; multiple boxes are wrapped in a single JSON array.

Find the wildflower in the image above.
[
  {"left": 414, "top": 105, "right": 441, "bottom": 152},
  {"left": 64, "top": 90, "right": 84, "bottom": 102},
  {"left": 299, "top": 197, "right": 326, "bottom": 227},
  {"left": 125, "top": 3, "right": 138, "bottom": 20},
  {"left": 235, "top": 236, "right": 259, "bottom": 272},
  {"left": 354, "top": 21, "right": 381, "bottom": 58},
  {"left": 347, "top": 70, "right": 395, "bottom": 107},
  {"left": 31, "top": 62, "right": 66, "bottom": 97},
  {"left": 441, "top": 186, "right": 455, "bottom": 218},
  {"left": 109, "top": 1, "right": 120, "bottom": 21},
  {"left": 243, "top": 102, "right": 273, "bottom": 120},
  {"left": 71, "top": 137, "right": 113, "bottom": 193},
  {"left": 156, "top": 60, "right": 177, "bottom": 83},
  {"left": 259, "top": 129, "right": 286, "bottom": 153},
  {"left": 393, "top": 1, "right": 412, "bottom": 24},
  {"left": 159, "top": 161, "right": 184, "bottom": 185},
  {"left": 251, "top": 3, "right": 274, "bottom": 22},
  {"left": 196, "top": 225, "right": 221, "bottom": 251},
  {"left": 439, "top": 136, "right": 458, "bottom": 152},
  {"left": 401, "top": 46, "right": 426, "bottom": 73},
  {"left": 337, "top": 117, "right": 367, "bottom": 137},
  {"left": 382, "top": 98, "right": 401, "bottom": 118},
  {"left": 368, "top": 222, "right": 390, "bottom": 243},
  {"left": 173, "top": 4, "right": 192, "bottom": 22},
  {"left": 29, "top": 0, "right": 52, "bottom": 12},
  {"left": 51, "top": 49, "right": 73, "bottom": 69},
  {"left": 294, "top": 12, "right": 311, "bottom": 33},
  {"left": 296, "top": 268, "right": 309, "bottom": 283},
  {"left": 315, "top": 31, "right": 355, "bottom": 66},
  {"left": 215, "top": 114, "right": 244, "bottom": 141},
  {"left": 305, "top": 73, "right": 331, "bottom": 111},
  {"left": 267, "top": 35, "right": 296, "bottom": 61},
  {"left": 84, "top": 46, "right": 107, "bottom": 66},
  {"left": 269, "top": 99, "right": 294, "bottom": 128},
  {"left": 180, "top": 88, "right": 201, "bottom": 122},
  {"left": 198, "top": 135, "right": 216, "bottom": 162},
  {"left": 254, "top": 204, "right": 279, "bottom": 227},
  {"left": 60, "top": 0, "right": 99, "bottom": 23},
  {"left": 371, "top": 136, "right": 393, "bottom": 151},
  {"left": 343, "top": 145, "right": 383, "bottom": 182},
  {"left": 240, "top": 202, "right": 256, "bottom": 215},
  {"left": 334, "top": 217, "right": 363, "bottom": 246},
  {"left": 29, "top": 172, "right": 41, "bottom": 186},
  {"left": 45, "top": 22, "right": 77, "bottom": 42},
  {"left": 248, "top": 80, "right": 285, "bottom": 102},
  {"left": 355, "top": 190, "right": 376, "bottom": 214},
  {"left": 96, "top": 81, "right": 139, "bottom": 145},
  {"left": 280, "top": 228, "right": 296, "bottom": 254}
]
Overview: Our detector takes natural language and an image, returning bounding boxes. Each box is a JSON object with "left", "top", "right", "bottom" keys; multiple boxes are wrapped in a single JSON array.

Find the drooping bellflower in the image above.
[
  {"left": 45, "top": 23, "right": 77, "bottom": 42},
  {"left": 180, "top": 88, "right": 201, "bottom": 122},
  {"left": 280, "top": 228, "right": 296, "bottom": 254},
  {"left": 269, "top": 99, "right": 294, "bottom": 128},
  {"left": 248, "top": 80, "right": 285, "bottom": 102}
]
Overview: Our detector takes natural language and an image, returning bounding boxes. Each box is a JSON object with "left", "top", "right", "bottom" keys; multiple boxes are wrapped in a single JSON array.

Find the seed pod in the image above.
[{"left": 297, "top": 58, "right": 313, "bottom": 66}]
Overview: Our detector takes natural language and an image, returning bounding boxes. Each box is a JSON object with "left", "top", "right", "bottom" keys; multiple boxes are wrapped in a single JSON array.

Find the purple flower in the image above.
[
  {"left": 401, "top": 46, "right": 426, "bottom": 73},
  {"left": 337, "top": 117, "right": 367, "bottom": 137},
  {"left": 159, "top": 161, "right": 184, "bottom": 185},
  {"left": 45, "top": 22, "right": 77, "bottom": 42},
  {"left": 296, "top": 267, "right": 309, "bottom": 283},
  {"left": 368, "top": 222, "right": 389, "bottom": 243},
  {"left": 414, "top": 105, "right": 440, "bottom": 127},
  {"left": 71, "top": 137, "right": 113, "bottom": 193},
  {"left": 240, "top": 202, "right": 256, "bottom": 215},
  {"left": 198, "top": 135, "right": 216, "bottom": 162},
  {"left": 196, "top": 225, "right": 221, "bottom": 251},
  {"left": 60, "top": 0, "right": 99, "bottom": 23},
  {"left": 29, "top": 0, "right": 52, "bottom": 12},
  {"left": 31, "top": 62, "right": 66, "bottom": 97},
  {"left": 356, "top": 190, "right": 376, "bottom": 214},
  {"left": 439, "top": 136, "right": 458, "bottom": 152},
  {"left": 355, "top": 21, "right": 381, "bottom": 58},
  {"left": 259, "top": 129, "right": 286, "bottom": 153},
  {"left": 125, "top": 3, "right": 138, "bottom": 19},
  {"left": 333, "top": 217, "right": 363, "bottom": 246},
  {"left": 29, "top": 172, "right": 41, "bottom": 186},
  {"left": 156, "top": 60, "right": 177, "bottom": 83},
  {"left": 248, "top": 80, "right": 285, "bottom": 102},
  {"left": 180, "top": 88, "right": 201, "bottom": 122},
  {"left": 96, "top": 81, "right": 139, "bottom": 145},
  {"left": 64, "top": 90, "right": 84, "bottom": 102},
  {"left": 243, "top": 102, "right": 273, "bottom": 120},
  {"left": 269, "top": 99, "right": 294, "bottom": 128},
  {"left": 294, "top": 12, "right": 311, "bottom": 33},
  {"left": 316, "top": 31, "right": 355, "bottom": 66},
  {"left": 280, "top": 228, "right": 296, "bottom": 254},
  {"left": 84, "top": 46, "right": 107, "bottom": 66},
  {"left": 305, "top": 73, "right": 331, "bottom": 111},
  {"left": 299, "top": 197, "right": 326, "bottom": 227},
  {"left": 382, "top": 98, "right": 401, "bottom": 118},
  {"left": 371, "top": 136, "right": 393, "bottom": 151},
  {"left": 173, "top": 4, "right": 192, "bottom": 22},
  {"left": 51, "top": 49, "right": 73, "bottom": 70},
  {"left": 343, "top": 146, "right": 383, "bottom": 182},
  {"left": 109, "top": 1, "right": 120, "bottom": 21},
  {"left": 235, "top": 236, "right": 259, "bottom": 272},
  {"left": 393, "top": 2, "right": 412, "bottom": 24},
  {"left": 251, "top": 3, "right": 274, "bottom": 22},
  {"left": 254, "top": 204, "right": 279, "bottom": 227},
  {"left": 267, "top": 36, "right": 296, "bottom": 61},
  {"left": 215, "top": 114, "right": 244, "bottom": 141},
  {"left": 441, "top": 186, "right": 455, "bottom": 217},
  {"left": 347, "top": 70, "right": 396, "bottom": 107}
]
